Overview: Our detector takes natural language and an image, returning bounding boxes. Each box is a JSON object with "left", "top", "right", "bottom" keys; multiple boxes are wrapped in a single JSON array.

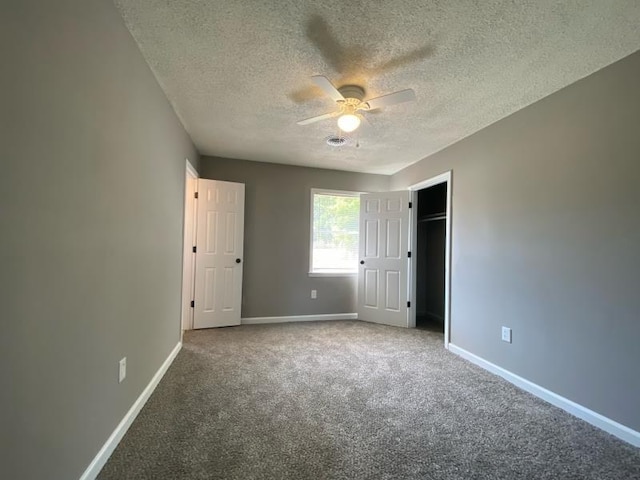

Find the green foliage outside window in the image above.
[{"left": 312, "top": 192, "right": 360, "bottom": 272}]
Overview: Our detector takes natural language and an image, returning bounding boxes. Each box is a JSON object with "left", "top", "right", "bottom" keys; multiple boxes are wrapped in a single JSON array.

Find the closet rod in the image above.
[{"left": 418, "top": 215, "right": 446, "bottom": 222}]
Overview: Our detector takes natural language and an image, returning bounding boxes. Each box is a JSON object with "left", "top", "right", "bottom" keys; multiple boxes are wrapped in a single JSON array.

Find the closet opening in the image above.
[{"left": 415, "top": 182, "right": 447, "bottom": 333}]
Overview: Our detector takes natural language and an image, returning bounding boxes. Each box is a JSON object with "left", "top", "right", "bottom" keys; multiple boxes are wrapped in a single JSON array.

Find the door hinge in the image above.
[
  {"left": 407, "top": 301, "right": 411, "bottom": 308},
  {"left": 408, "top": 251, "right": 412, "bottom": 258},
  {"left": 190, "top": 300, "right": 195, "bottom": 308},
  {"left": 192, "top": 246, "right": 197, "bottom": 253},
  {"left": 194, "top": 191, "right": 199, "bottom": 199},
  {"left": 408, "top": 201, "right": 412, "bottom": 208}
]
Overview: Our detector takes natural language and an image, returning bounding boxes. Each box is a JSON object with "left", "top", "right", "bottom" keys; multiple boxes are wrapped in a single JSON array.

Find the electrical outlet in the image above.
[
  {"left": 311, "top": 289, "right": 317, "bottom": 299},
  {"left": 119, "top": 357, "right": 127, "bottom": 383},
  {"left": 501, "top": 327, "right": 512, "bottom": 343}
]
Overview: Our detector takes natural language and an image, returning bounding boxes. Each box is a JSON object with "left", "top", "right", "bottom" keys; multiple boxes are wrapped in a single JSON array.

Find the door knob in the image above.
[
  {"left": 360, "top": 260, "right": 365, "bottom": 265},
  {"left": 236, "top": 258, "right": 242, "bottom": 264}
]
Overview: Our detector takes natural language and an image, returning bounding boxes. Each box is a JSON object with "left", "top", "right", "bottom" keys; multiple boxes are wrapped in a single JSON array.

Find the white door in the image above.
[
  {"left": 193, "top": 179, "right": 245, "bottom": 329},
  {"left": 180, "top": 162, "right": 198, "bottom": 330},
  {"left": 357, "top": 191, "right": 410, "bottom": 327}
]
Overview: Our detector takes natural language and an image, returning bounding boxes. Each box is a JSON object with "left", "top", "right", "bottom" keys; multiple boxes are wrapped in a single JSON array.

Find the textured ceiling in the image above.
[{"left": 114, "top": 1, "right": 640, "bottom": 174}]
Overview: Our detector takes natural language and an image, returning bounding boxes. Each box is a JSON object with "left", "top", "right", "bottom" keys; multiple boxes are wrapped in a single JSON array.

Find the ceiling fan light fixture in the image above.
[{"left": 337, "top": 113, "right": 361, "bottom": 132}]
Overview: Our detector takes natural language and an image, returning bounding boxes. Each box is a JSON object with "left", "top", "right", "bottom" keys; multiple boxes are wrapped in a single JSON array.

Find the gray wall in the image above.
[
  {"left": 0, "top": 1, "right": 198, "bottom": 479},
  {"left": 391, "top": 51, "right": 640, "bottom": 431},
  {"left": 200, "top": 157, "right": 389, "bottom": 318}
]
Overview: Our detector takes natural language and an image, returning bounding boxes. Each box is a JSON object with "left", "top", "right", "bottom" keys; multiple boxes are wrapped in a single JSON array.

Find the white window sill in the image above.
[{"left": 309, "top": 271, "right": 357, "bottom": 277}]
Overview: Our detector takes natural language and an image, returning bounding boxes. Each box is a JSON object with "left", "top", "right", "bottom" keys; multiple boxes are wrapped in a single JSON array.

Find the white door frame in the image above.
[
  {"left": 181, "top": 159, "right": 198, "bottom": 331},
  {"left": 408, "top": 171, "right": 452, "bottom": 348}
]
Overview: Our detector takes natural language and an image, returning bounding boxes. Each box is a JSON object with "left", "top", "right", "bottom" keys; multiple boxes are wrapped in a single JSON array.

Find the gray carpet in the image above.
[{"left": 99, "top": 321, "right": 640, "bottom": 479}]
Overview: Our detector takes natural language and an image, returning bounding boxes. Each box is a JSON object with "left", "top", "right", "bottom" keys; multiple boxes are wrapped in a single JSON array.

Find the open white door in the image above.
[
  {"left": 193, "top": 179, "right": 245, "bottom": 329},
  {"left": 357, "top": 191, "right": 410, "bottom": 327},
  {"left": 180, "top": 161, "right": 198, "bottom": 331}
]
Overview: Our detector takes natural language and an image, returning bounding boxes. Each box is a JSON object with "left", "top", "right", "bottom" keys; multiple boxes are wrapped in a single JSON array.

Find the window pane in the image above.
[{"left": 312, "top": 193, "right": 359, "bottom": 273}]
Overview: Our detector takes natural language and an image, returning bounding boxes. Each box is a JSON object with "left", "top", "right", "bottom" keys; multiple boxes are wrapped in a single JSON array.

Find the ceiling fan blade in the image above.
[
  {"left": 365, "top": 89, "right": 416, "bottom": 110},
  {"left": 296, "top": 111, "right": 337, "bottom": 126},
  {"left": 311, "top": 75, "right": 345, "bottom": 102}
]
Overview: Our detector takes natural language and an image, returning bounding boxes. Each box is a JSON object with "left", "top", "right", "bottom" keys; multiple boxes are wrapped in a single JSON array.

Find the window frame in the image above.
[{"left": 309, "top": 188, "right": 361, "bottom": 277}]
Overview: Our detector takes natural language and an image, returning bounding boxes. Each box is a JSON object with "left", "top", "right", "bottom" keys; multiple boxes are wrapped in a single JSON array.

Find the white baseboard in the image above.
[
  {"left": 241, "top": 313, "right": 357, "bottom": 325},
  {"left": 79, "top": 341, "right": 183, "bottom": 480},
  {"left": 448, "top": 343, "right": 640, "bottom": 448}
]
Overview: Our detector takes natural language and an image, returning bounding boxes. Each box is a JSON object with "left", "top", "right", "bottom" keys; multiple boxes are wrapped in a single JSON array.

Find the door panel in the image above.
[
  {"left": 225, "top": 213, "right": 237, "bottom": 253},
  {"left": 358, "top": 191, "right": 410, "bottom": 327},
  {"left": 386, "top": 197, "right": 402, "bottom": 212},
  {"left": 223, "top": 267, "right": 235, "bottom": 310},
  {"left": 194, "top": 179, "right": 245, "bottom": 328},
  {"left": 364, "top": 269, "right": 379, "bottom": 307},
  {"left": 386, "top": 219, "right": 401, "bottom": 258},
  {"left": 386, "top": 270, "right": 401, "bottom": 311},
  {"left": 365, "top": 198, "right": 380, "bottom": 213},
  {"left": 204, "top": 268, "right": 216, "bottom": 311},
  {"left": 364, "top": 220, "right": 379, "bottom": 257}
]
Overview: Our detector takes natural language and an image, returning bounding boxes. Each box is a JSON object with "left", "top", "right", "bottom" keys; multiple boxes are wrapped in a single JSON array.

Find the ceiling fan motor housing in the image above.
[{"left": 338, "top": 85, "right": 365, "bottom": 102}]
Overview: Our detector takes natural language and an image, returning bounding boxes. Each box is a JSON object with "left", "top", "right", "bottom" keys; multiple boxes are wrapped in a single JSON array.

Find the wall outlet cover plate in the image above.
[{"left": 501, "top": 327, "right": 512, "bottom": 343}]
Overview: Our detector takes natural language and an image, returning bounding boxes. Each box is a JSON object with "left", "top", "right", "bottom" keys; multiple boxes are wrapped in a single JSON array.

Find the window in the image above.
[{"left": 310, "top": 189, "right": 360, "bottom": 276}]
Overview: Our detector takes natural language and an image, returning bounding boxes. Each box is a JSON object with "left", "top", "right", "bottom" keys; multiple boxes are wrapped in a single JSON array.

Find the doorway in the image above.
[
  {"left": 416, "top": 183, "right": 447, "bottom": 332},
  {"left": 409, "top": 171, "right": 452, "bottom": 347}
]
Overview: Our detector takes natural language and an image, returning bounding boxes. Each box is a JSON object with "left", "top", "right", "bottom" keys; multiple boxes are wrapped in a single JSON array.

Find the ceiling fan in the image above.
[{"left": 296, "top": 75, "right": 416, "bottom": 133}]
